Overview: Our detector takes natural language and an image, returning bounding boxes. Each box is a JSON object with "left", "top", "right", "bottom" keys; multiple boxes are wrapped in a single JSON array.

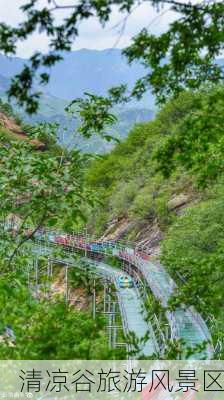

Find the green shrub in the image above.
[
  {"left": 161, "top": 192, "right": 224, "bottom": 318},
  {"left": 130, "top": 186, "right": 155, "bottom": 220}
]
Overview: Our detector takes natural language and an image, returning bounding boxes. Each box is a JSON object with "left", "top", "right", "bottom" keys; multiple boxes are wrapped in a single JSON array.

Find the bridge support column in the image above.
[
  {"left": 65, "top": 264, "right": 69, "bottom": 302},
  {"left": 34, "top": 258, "right": 38, "bottom": 297},
  {"left": 103, "top": 284, "right": 107, "bottom": 313},
  {"left": 47, "top": 258, "right": 52, "bottom": 298},
  {"left": 92, "top": 279, "right": 96, "bottom": 319},
  {"left": 112, "top": 301, "right": 117, "bottom": 349},
  {"left": 27, "top": 262, "right": 31, "bottom": 290}
]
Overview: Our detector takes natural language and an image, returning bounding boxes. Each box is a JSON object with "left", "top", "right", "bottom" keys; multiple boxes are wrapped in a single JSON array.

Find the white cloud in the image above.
[{"left": 0, "top": 0, "right": 177, "bottom": 58}]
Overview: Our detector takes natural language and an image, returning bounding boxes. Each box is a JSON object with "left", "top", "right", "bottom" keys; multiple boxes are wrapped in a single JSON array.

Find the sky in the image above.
[{"left": 0, "top": 0, "right": 177, "bottom": 58}]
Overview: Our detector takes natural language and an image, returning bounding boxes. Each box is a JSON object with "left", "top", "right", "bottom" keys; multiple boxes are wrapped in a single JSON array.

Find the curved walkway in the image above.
[
  {"left": 115, "top": 249, "right": 213, "bottom": 359},
  {"left": 32, "top": 243, "right": 158, "bottom": 357},
  {"left": 87, "top": 259, "right": 159, "bottom": 357},
  {"left": 8, "top": 223, "right": 214, "bottom": 359}
]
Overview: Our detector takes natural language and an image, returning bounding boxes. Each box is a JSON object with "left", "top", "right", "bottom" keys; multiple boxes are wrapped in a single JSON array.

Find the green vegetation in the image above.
[
  {"left": 0, "top": 126, "right": 25, "bottom": 142},
  {"left": 0, "top": 0, "right": 222, "bottom": 115},
  {"left": 85, "top": 90, "right": 201, "bottom": 236},
  {"left": 2, "top": 83, "right": 224, "bottom": 359},
  {"left": 0, "top": 0, "right": 223, "bottom": 361},
  {"left": 0, "top": 102, "right": 116, "bottom": 360},
  {"left": 0, "top": 100, "right": 132, "bottom": 360},
  {"left": 85, "top": 85, "right": 224, "bottom": 356},
  {"left": 0, "top": 271, "right": 111, "bottom": 359},
  {"left": 156, "top": 86, "right": 224, "bottom": 186},
  {"left": 161, "top": 185, "right": 224, "bottom": 356}
]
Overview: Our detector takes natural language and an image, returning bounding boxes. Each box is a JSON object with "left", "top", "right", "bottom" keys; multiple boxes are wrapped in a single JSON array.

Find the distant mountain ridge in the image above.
[
  {"left": 0, "top": 51, "right": 223, "bottom": 152},
  {"left": 0, "top": 69, "right": 154, "bottom": 153},
  {"left": 0, "top": 50, "right": 156, "bottom": 152},
  {"left": 0, "top": 51, "right": 223, "bottom": 108},
  {"left": 43, "top": 49, "right": 151, "bottom": 104},
  {"left": 0, "top": 49, "right": 153, "bottom": 107}
]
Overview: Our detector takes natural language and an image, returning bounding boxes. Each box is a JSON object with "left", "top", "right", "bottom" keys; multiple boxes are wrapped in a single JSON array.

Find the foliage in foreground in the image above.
[
  {"left": 0, "top": 0, "right": 223, "bottom": 115},
  {"left": 0, "top": 108, "right": 106, "bottom": 359},
  {"left": 0, "top": 271, "right": 112, "bottom": 359}
]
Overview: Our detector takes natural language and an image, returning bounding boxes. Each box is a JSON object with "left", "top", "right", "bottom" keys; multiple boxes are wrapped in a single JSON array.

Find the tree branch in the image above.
[
  {"left": 49, "top": 0, "right": 206, "bottom": 13},
  {"left": 7, "top": 210, "right": 48, "bottom": 267}
]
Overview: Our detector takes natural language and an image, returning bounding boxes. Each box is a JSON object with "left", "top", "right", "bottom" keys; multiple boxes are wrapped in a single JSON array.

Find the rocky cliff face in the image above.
[
  {"left": 0, "top": 112, "right": 45, "bottom": 149},
  {"left": 100, "top": 192, "right": 194, "bottom": 256}
]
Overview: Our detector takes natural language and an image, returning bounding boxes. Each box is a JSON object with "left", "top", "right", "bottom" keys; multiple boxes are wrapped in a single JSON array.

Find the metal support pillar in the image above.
[
  {"left": 35, "top": 258, "right": 38, "bottom": 296},
  {"left": 85, "top": 226, "right": 87, "bottom": 257},
  {"left": 65, "top": 264, "right": 69, "bottom": 302},
  {"left": 93, "top": 279, "right": 96, "bottom": 319},
  {"left": 103, "top": 284, "right": 107, "bottom": 314},
  {"left": 112, "top": 301, "right": 117, "bottom": 349},
  {"left": 27, "top": 262, "right": 31, "bottom": 290}
]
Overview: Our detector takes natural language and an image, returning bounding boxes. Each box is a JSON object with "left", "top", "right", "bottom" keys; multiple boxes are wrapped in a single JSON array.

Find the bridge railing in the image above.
[{"left": 3, "top": 222, "right": 214, "bottom": 356}]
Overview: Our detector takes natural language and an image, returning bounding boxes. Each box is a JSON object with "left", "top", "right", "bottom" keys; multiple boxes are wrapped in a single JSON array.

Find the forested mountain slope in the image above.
[{"left": 85, "top": 85, "right": 224, "bottom": 352}]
